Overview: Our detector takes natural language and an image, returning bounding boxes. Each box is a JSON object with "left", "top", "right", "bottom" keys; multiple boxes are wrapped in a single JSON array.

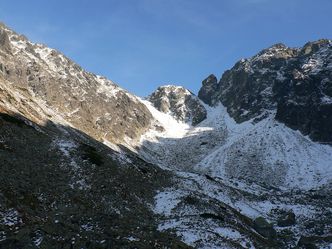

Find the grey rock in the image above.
[
  {"left": 0, "top": 23, "right": 153, "bottom": 146},
  {"left": 148, "top": 85, "right": 207, "bottom": 125}
]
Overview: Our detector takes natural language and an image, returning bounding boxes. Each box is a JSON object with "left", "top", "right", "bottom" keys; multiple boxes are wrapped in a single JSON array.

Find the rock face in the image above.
[
  {"left": 0, "top": 23, "right": 153, "bottom": 146},
  {"left": 0, "top": 23, "right": 11, "bottom": 53},
  {"left": 199, "top": 40, "right": 332, "bottom": 142},
  {"left": 148, "top": 85, "right": 207, "bottom": 125},
  {"left": 198, "top": 74, "right": 218, "bottom": 105}
]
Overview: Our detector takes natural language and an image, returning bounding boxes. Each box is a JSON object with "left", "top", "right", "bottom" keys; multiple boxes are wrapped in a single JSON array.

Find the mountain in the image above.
[
  {"left": 137, "top": 40, "right": 332, "bottom": 248},
  {"left": 0, "top": 22, "right": 153, "bottom": 147},
  {"left": 199, "top": 41, "right": 332, "bottom": 142},
  {"left": 1, "top": 22, "right": 332, "bottom": 249}
]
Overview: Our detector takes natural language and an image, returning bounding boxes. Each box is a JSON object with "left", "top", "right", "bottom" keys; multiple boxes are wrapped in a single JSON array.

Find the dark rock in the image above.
[
  {"left": 199, "top": 213, "right": 224, "bottom": 221},
  {"left": 198, "top": 40, "right": 332, "bottom": 142},
  {"left": 298, "top": 236, "right": 318, "bottom": 249},
  {"left": 198, "top": 74, "right": 218, "bottom": 105},
  {"left": 277, "top": 211, "right": 296, "bottom": 227},
  {"left": 253, "top": 217, "right": 277, "bottom": 239}
]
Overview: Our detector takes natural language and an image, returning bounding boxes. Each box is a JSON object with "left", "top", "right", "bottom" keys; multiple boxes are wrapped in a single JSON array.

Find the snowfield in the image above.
[{"left": 139, "top": 100, "right": 332, "bottom": 190}]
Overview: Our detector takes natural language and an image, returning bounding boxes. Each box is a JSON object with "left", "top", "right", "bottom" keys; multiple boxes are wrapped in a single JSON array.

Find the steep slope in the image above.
[
  {"left": 0, "top": 109, "right": 192, "bottom": 248},
  {"left": 139, "top": 101, "right": 332, "bottom": 190},
  {"left": 0, "top": 23, "right": 153, "bottom": 147}
]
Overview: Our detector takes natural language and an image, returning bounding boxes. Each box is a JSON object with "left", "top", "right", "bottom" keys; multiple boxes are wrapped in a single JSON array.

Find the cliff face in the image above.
[
  {"left": 199, "top": 40, "right": 332, "bottom": 142},
  {"left": 0, "top": 23, "right": 153, "bottom": 146}
]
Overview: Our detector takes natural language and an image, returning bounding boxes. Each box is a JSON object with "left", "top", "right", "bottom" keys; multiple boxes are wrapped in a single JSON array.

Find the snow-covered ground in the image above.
[{"left": 139, "top": 100, "right": 332, "bottom": 190}]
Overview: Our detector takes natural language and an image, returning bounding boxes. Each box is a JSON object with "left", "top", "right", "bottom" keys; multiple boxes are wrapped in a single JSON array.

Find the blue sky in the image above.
[{"left": 1, "top": 0, "right": 331, "bottom": 96}]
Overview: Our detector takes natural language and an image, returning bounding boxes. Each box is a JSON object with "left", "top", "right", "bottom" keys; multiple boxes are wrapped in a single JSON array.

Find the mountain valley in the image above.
[{"left": 0, "top": 23, "right": 332, "bottom": 249}]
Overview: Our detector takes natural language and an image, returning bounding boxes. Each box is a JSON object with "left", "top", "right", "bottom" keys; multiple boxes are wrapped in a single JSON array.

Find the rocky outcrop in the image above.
[
  {"left": 0, "top": 23, "right": 153, "bottom": 146},
  {"left": 148, "top": 85, "right": 207, "bottom": 125},
  {"left": 199, "top": 40, "right": 332, "bottom": 142}
]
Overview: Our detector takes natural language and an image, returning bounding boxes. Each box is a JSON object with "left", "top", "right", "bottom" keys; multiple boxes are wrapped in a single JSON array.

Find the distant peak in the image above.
[{"left": 148, "top": 85, "right": 206, "bottom": 125}]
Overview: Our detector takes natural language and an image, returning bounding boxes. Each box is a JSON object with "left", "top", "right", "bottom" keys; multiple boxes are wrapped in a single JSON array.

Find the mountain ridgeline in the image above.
[
  {"left": 1, "top": 22, "right": 332, "bottom": 248},
  {"left": 198, "top": 41, "right": 332, "bottom": 142}
]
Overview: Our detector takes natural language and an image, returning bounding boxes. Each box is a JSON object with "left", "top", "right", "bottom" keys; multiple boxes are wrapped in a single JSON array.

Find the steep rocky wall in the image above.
[{"left": 199, "top": 40, "right": 332, "bottom": 142}]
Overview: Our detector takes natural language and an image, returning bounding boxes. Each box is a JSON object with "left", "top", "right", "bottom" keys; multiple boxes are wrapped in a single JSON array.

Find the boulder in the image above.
[{"left": 253, "top": 217, "right": 277, "bottom": 239}]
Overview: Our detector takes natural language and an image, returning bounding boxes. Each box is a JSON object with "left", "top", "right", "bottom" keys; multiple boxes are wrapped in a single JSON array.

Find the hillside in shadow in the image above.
[{"left": 0, "top": 111, "right": 190, "bottom": 249}]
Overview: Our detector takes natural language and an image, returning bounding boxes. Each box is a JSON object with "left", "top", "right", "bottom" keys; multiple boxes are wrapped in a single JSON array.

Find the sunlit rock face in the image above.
[
  {"left": 0, "top": 23, "right": 153, "bottom": 146},
  {"left": 199, "top": 40, "right": 332, "bottom": 142},
  {"left": 148, "top": 85, "right": 207, "bottom": 125}
]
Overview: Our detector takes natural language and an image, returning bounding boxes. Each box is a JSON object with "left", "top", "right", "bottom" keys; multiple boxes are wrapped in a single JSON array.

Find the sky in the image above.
[{"left": 0, "top": 0, "right": 331, "bottom": 96}]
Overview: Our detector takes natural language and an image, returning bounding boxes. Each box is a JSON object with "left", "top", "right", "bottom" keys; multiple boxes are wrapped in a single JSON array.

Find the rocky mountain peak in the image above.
[
  {"left": 198, "top": 39, "right": 332, "bottom": 142},
  {"left": 148, "top": 85, "right": 207, "bottom": 125}
]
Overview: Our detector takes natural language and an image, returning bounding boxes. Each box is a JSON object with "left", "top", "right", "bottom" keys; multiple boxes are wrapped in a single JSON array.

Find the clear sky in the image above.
[{"left": 1, "top": 0, "right": 331, "bottom": 96}]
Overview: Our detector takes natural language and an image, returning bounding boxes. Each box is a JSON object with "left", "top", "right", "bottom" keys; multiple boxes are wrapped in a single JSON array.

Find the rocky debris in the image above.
[
  {"left": 199, "top": 40, "right": 332, "bottom": 142},
  {"left": 148, "top": 85, "right": 207, "bottom": 125},
  {"left": 197, "top": 74, "right": 218, "bottom": 105}
]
